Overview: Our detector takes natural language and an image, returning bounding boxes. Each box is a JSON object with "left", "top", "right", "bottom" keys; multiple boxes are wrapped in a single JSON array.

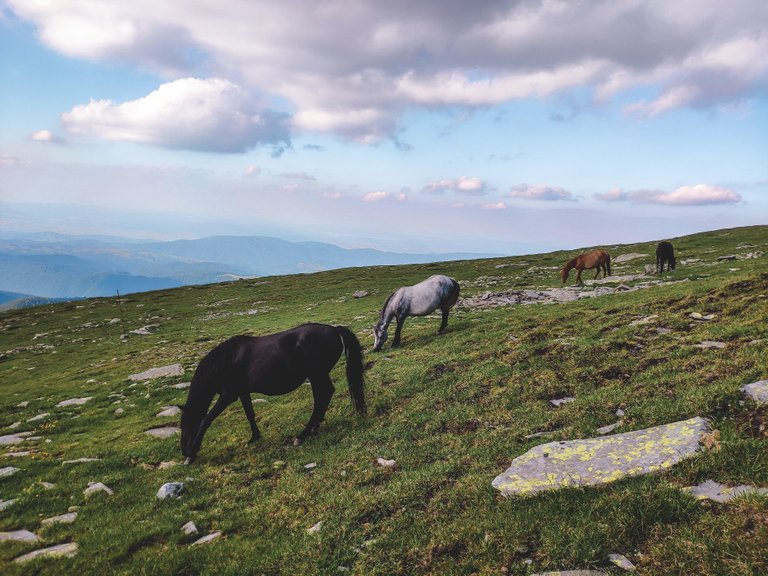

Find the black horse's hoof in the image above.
[{"left": 184, "top": 456, "right": 195, "bottom": 465}]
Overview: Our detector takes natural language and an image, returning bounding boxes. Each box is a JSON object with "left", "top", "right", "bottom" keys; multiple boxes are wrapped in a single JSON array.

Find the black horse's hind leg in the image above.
[
  {"left": 239, "top": 393, "right": 261, "bottom": 444},
  {"left": 438, "top": 306, "right": 449, "bottom": 334},
  {"left": 294, "top": 374, "right": 335, "bottom": 445},
  {"left": 392, "top": 316, "right": 406, "bottom": 347},
  {"left": 190, "top": 392, "right": 237, "bottom": 456}
]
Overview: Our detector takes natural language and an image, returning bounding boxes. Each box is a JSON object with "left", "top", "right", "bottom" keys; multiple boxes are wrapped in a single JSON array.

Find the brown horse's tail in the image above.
[{"left": 336, "top": 326, "right": 367, "bottom": 416}]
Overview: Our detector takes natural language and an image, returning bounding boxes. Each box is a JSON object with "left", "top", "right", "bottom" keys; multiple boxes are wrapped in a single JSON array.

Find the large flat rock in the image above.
[
  {"left": 493, "top": 417, "right": 711, "bottom": 496},
  {"left": 742, "top": 380, "right": 768, "bottom": 404},
  {"left": 128, "top": 364, "right": 184, "bottom": 381}
]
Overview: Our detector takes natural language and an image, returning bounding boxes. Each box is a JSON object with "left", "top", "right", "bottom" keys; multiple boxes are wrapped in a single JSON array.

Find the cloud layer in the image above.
[
  {"left": 595, "top": 185, "right": 742, "bottom": 205},
  {"left": 509, "top": 184, "right": 575, "bottom": 202},
  {"left": 8, "top": 0, "right": 768, "bottom": 143}
]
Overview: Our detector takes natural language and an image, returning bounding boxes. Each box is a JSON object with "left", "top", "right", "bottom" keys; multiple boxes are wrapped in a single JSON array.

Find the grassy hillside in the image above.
[{"left": 1, "top": 225, "right": 767, "bottom": 575}]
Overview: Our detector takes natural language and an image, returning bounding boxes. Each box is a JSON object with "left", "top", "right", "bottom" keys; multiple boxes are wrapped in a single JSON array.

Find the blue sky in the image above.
[{"left": 1, "top": 1, "right": 766, "bottom": 254}]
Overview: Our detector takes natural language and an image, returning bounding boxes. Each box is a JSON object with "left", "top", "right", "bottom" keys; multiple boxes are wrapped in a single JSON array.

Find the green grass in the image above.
[{"left": 1, "top": 225, "right": 767, "bottom": 575}]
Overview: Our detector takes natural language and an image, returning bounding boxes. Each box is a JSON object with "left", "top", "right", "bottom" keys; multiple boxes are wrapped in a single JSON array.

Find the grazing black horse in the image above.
[
  {"left": 180, "top": 323, "right": 366, "bottom": 464},
  {"left": 656, "top": 241, "right": 676, "bottom": 273}
]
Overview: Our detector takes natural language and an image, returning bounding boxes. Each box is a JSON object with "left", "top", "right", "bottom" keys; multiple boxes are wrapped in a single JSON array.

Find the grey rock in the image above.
[
  {"left": 13, "top": 542, "right": 78, "bottom": 563},
  {"left": 629, "top": 315, "right": 658, "bottom": 326},
  {"left": 181, "top": 521, "right": 198, "bottom": 535},
  {"left": 171, "top": 382, "right": 191, "bottom": 389},
  {"left": 191, "top": 531, "right": 222, "bottom": 545},
  {"left": 26, "top": 412, "right": 50, "bottom": 422},
  {"left": 157, "top": 482, "right": 185, "bottom": 499},
  {"left": 550, "top": 397, "right": 576, "bottom": 407},
  {"left": 532, "top": 571, "right": 607, "bottom": 576},
  {"left": 608, "top": 553, "right": 637, "bottom": 571},
  {"left": 0, "top": 529, "right": 40, "bottom": 542},
  {"left": 6, "top": 451, "right": 32, "bottom": 457},
  {"left": 41, "top": 512, "right": 78, "bottom": 527},
  {"left": 156, "top": 406, "right": 182, "bottom": 418},
  {"left": 684, "top": 479, "right": 768, "bottom": 503},
  {"left": 84, "top": 482, "right": 113, "bottom": 497},
  {"left": 0, "top": 466, "right": 20, "bottom": 478},
  {"left": 741, "top": 380, "right": 768, "bottom": 404},
  {"left": 145, "top": 426, "right": 180, "bottom": 438},
  {"left": 376, "top": 457, "right": 396, "bottom": 468},
  {"left": 493, "top": 417, "right": 711, "bottom": 496},
  {"left": 597, "top": 421, "right": 623, "bottom": 435},
  {"left": 695, "top": 341, "right": 727, "bottom": 349},
  {"left": 353, "top": 290, "right": 369, "bottom": 298},
  {"left": 0, "top": 434, "right": 26, "bottom": 446},
  {"left": 307, "top": 521, "right": 323, "bottom": 534},
  {"left": 0, "top": 499, "right": 17, "bottom": 511},
  {"left": 128, "top": 364, "right": 183, "bottom": 381},
  {"left": 717, "top": 255, "right": 737, "bottom": 261},
  {"left": 62, "top": 457, "right": 102, "bottom": 465},
  {"left": 56, "top": 397, "right": 92, "bottom": 408}
]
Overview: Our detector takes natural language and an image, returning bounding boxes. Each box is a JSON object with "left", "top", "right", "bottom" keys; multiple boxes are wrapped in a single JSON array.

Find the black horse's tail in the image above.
[{"left": 336, "top": 326, "right": 367, "bottom": 416}]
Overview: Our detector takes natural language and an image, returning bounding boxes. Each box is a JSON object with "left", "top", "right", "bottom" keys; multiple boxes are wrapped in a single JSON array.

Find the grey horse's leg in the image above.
[
  {"left": 294, "top": 374, "right": 335, "bottom": 445},
  {"left": 392, "top": 316, "right": 406, "bottom": 347},
  {"left": 239, "top": 393, "right": 261, "bottom": 444},
  {"left": 438, "top": 306, "right": 449, "bottom": 333}
]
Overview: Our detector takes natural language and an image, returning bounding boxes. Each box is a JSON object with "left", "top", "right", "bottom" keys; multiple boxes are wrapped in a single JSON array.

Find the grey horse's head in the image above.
[{"left": 373, "top": 320, "right": 388, "bottom": 352}]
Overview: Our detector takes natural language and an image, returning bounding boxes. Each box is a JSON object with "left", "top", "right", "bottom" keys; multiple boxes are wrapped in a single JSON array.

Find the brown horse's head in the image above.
[{"left": 560, "top": 267, "right": 569, "bottom": 283}]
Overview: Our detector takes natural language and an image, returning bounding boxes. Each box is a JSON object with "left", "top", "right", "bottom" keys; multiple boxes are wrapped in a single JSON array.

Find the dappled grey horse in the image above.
[{"left": 373, "top": 275, "right": 460, "bottom": 351}]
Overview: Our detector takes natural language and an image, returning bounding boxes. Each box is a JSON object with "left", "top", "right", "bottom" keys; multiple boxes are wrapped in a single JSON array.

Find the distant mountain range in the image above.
[{"left": 0, "top": 233, "right": 495, "bottom": 305}]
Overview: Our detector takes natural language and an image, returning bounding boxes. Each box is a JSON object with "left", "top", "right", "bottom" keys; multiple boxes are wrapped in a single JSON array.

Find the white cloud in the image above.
[
  {"left": 61, "top": 77, "right": 290, "bottom": 153},
  {"left": 8, "top": 0, "right": 768, "bottom": 140},
  {"left": 243, "top": 164, "right": 261, "bottom": 176},
  {"left": 508, "top": 184, "right": 575, "bottom": 202},
  {"left": 481, "top": 202, "right": 507, "bottom": 210},
  {"left": 595, "top": 184, "right": 742, "bottom": 205},
  {"left": 30, "top": 129, "right": 66, "bottom": 144},
  {"left": 280, "top": 171, "right": 316, "bottom": 181},
  {"left": 423, "top": 176, "right": 491, "bottom": 195},
  {"left": 0, "top": 153, "right": 23, "bottom": 166},
  {"left": 361, "top": 190, "right": 407, "bottom": 202}
]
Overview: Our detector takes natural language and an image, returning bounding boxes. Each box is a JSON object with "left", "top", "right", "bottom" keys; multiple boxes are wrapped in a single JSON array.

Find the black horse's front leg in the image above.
[
  {"left": 294, "top": 374, "right": 335, "bottom": 446},
  {"left": 188, "top": 393, "right": 236, "bottom": 461},
  {"left": 239, "top": 394, "right": 261, "bottom": 444}
]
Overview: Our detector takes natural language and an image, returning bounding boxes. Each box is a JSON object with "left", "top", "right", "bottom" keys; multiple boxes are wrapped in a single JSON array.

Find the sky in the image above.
[{"left": 1, "top": 0, "right": 766, "bottom": 254}]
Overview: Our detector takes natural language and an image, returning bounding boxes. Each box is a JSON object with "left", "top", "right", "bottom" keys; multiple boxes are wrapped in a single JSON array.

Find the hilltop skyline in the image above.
[{"left": 1, "top": 1, "right": 766, "bottom": 254}]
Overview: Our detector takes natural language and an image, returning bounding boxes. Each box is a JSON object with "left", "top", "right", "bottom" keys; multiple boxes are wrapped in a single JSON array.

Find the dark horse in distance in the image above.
[
  {"left": 373, "top": 274, "right": 460, "bottom": 351},
  {"left": 180, "top": 323, "right": 366, "bottom": 464},
  {"left": 656, "top": 241, "right": 676, "bottom": 273},
  {"left": 560, "top": 249, "right": 611, "bottom": 285}
]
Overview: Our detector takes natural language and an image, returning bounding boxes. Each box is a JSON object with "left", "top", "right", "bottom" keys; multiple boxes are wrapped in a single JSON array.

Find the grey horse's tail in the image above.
[{"left": 336, "top": 326, "right": 366, "bottom": 416}]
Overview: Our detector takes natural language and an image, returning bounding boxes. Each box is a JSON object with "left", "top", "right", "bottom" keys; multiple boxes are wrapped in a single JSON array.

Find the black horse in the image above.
[
  {"left": 656, "top": 241, "right": 676, "bottom": 273},
  {"left": 180, "top": 323, "right": 366, "bottom": 463}
]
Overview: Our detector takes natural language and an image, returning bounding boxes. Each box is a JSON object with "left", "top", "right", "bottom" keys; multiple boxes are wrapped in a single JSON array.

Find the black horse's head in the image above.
[
  {"left": 179, "top": 404, "right": 202, "bottom": 464},
  {"left": 372, "top": 320, "right": 388, "bottom": 352},
  {"left": 669, "top": 255, "right": 676, "bottom": 270}
]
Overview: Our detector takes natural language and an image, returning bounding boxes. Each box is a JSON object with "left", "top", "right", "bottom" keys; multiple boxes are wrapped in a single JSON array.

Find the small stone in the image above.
[
  {"left": 156, "top": 406, "right": 182, "bottom": 418},
  {"left": 0, "top": 466, "right": 20, "bottom": 478},
  {"left": 158, "top": 461, "right": 178, "bottom": 470},
  {"left": 304, "top": 462, "right": 317, "bottom": 470},
  {"left": 114, "top": 408, "right": 125, "bottom": 416},
  {"left": 376, "top": 457, "right": 396, "bottom": 468},
  {"left": 6, "top": 451, "right": 32, "bottom": 457},
  {"left": 56, "top": 397, "right": 92, "bottom": 408},
  {"left": 16, "top": 401, "right": 30, "bottom": 408},
  {"left": 307, "top": 521, "right": 323, "bottom": 534},
  {"left": 252, "top": 398, "right": 268, "bottom": 404},
  {"left": 40, "top": 481, "right": 56, "bottom": 489},
  {"left": 62, "top": 457, "right": 102, "bottom": 465},
  {"left": 655, "top": 327, "right": 672, "bottom": 335},
  {"left": 629, "top": 315, "right": 658, "bottom": 326},
  {"left": 26, "top": 412, "right": 50, "bottom": 422},
  {"left": 0, "top": 434, "right": 25, "bottom": 446},
  {"left": 683, "top": 479, "right": 768, "bottom": 503},
  {"left": 531, "top": 571, "right": 607, "bottom": 576},
  {"left": 0, "top": 499, "right": 17, "bottom": 511},
  {"left": 597, "top": 421, "right": 623, "bottom": 435},
  {"left": 0, "top": 529, "right": 40, "bottom": 543},
  {"left": 171, "top": 382, "right": 191, "bottom": 389},
  {"left": 717, "top": 255, "right": 737, "bottom": 261},
  {"left": 191, "top": 531, "right": 222, "bottom": 545},
  {"left": 550, "top": 397, "right": 576, "bottom": 407},
  {"left": 181, "top": 521, "right": 199, "bottom": 535},
  {"left": 741, "top": 380, "right": 768, "bottom": 404},
  {"left": 128, "top": 364, "right": 184, "bottom": 381},
  {"left": 353, "top": 290, "right": 369, "bottom": 298},
  {"left": 608, "top": 553, "right": 637, "bottom": 571},
  {"left": 695, "top": 341, "right": 727, "bottom": 349},
  {"left": 14, "top": 542, "right": 78, "bottom": 563},
  {"left": 157, "top": 482, "right": 185, "bottom": 499},
  {"left": 145, "top": 426, "right": 181, "bottom": 438},
  {"left": 41, "top": 512, "right": 78, "bottom": 527},
  {"left": 84, "top": 482, "right": 114, "bottom": 497},
  {"left": 616, "top": 409, "right": 625, "bottom": 417}
]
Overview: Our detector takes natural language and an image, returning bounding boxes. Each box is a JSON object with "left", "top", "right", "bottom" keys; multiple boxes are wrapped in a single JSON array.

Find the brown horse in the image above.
[{"left": 560, "top": 249, "right": 611, "bottom": 284}]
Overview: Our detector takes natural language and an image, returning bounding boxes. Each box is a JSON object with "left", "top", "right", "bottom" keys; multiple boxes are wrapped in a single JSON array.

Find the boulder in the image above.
[
  {"left": 128, "top": 364, "right": 184, "bottom": 381},
  {"left": 741, "top": 380, "right": 768, "bottom": 404},
  {"left": 157, "top": 482, "right": 185, "bottom": 500},
  {"left": 13, "top": 543, "right": 78, "bottom": 563},
  {"left": 493, "top": 417, "right": 711, "bottom": 496},
  {"left": 0, "top": 529, "right": 40, "bottom": 543}
]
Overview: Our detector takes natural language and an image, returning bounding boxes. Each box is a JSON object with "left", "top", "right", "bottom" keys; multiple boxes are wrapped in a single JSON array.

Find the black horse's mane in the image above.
[{"left": 193, "top": 335, "right": 249, "bottom": 387}]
